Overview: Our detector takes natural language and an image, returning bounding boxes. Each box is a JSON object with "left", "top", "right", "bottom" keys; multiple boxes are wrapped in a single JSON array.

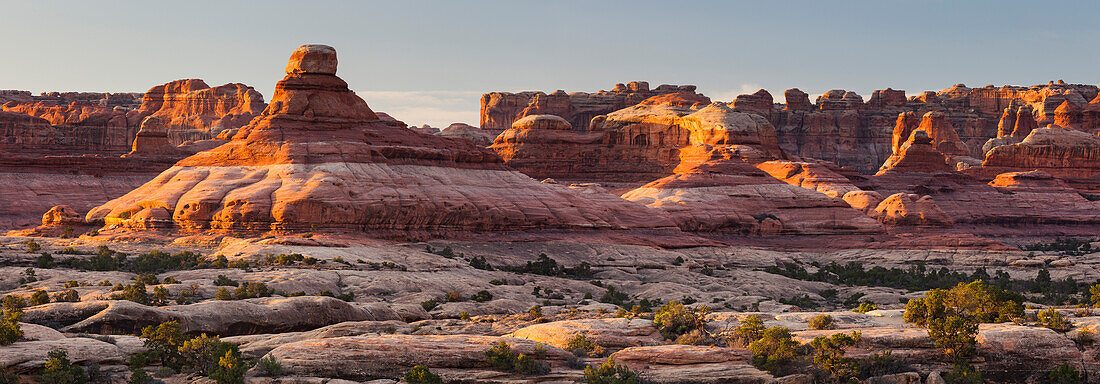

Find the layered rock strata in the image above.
[{"left": 86, "top": 45, "right": 678, "bottom": 236}]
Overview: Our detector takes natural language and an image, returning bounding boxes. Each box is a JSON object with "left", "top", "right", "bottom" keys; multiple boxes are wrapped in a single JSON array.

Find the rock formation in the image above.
[
  {"left": 86, "top": 45, "right": 680, "bottom": 237},
  {"left": 126, "top": 79, "right": 265, "bottom": 152},
  {"left": 872, "top": 193, "right": 954, "bottom": 227},
  {"left": 622, "top": 154, "right": 884, "bottom": 235},
  {"left": 980, "top": 126, "right": 1100, "bottom": 190},
  {"left": 480, "top": 81, "right": 706, "bottom": 135},
  {"left": 878, "top": 130, "right": 953, "bottom": 174},
  {"left": 437, "top": 123, "right": 493, "bottom": 146}
]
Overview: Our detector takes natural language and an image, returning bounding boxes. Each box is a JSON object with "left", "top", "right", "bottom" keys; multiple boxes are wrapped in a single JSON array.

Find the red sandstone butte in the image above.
[{"left": 86, "top": 45, "right": 680, "bottom": 237}]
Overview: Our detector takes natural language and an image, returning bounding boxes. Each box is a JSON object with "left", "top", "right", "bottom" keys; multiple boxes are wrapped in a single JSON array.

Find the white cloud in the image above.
[{"left": 355, "top": 90, "right": 482, "bottom": 128}]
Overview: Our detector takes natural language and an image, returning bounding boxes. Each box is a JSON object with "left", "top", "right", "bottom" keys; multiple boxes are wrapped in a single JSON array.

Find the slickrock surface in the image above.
[
  {"left": 610, "top": 345, "right": 775, "bottom": 384},
  {"left": 22, "top": 296, "right": 403, "bottom": 335},
  {"left": 266, "top": 334, "right": 572, "bottom": 380},
  {"left": 86, "top": 45, "right": 679, "bottom": 237},
  {"left": 505, "top": 318, "right": 663, "bottom": 349},
  {"left": 622, "top": 157, "right": 884, "bottom": 235}
]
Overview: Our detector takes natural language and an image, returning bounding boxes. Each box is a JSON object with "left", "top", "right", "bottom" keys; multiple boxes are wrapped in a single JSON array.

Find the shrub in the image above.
[
  {"left": 421, "top": 299, "right": 439, "bottom": 311},
  {"left": 929, "top": 315, "right": 978, "bottom": 363},
  {"left": 1073, "top": 327, "right": 1095, "bottom": 348},
  {"left": 228, "top": 260, "right": 250, "bottom": 270},
  {"left": 904, "top": 280, "right": 1023, "bottom": 326},
  {"left": 527, "top": 305, "right": 543, "bottom": 320},
  {"left": 459, "top": 311, "right": 472, "bottom": 321},
  {"left": 213, "top": 275, "right": 238, "bottom": 287},
  {"left": 489, "top": 279, "right": 507, "bottom": 285},
  {"left": 141, "top": 321, "right": 185, "bottom": 367},
  {"left": 255, "top": 355, "right": 283, "bottom": 377},
  {"left": 484, "top": 341, "right": 549, "bottom": 374},
  {"left": 748, "top": 326, "right": 799, "bottom": 374},
  {"left": 809, "top": 331, "right": 861, "bottom": 381},
  {"left": 0, "top": 310, "right": 23, "bottom": 345},
  {"left": 112, "top": 281, "right": 150, "bottom": 305},
  {"left": 178, "top": 333, "right": 223, "bottom": 375},
  {"left": 472, "top": 290, "right": 493, "bottom": 303},
  {"left": 1090, "top": 283, "right": 1100, "bottom": 307},
  {"left": 25, "top": 240, "right": 41, "bottom": 253},
  {"left": 853, "top": 302, "right": 878, "bottom": 313},
  {"left": 599, "top": 285, "right": 629, "bottom": 307},
  {"left": 39, "top": 349, "right": 87, "bottom": 384},
  {"left": 653, "top": 301, "right": 710, "bottom": 340},
  {"left": 127, "top": 366, "right": 152, "bottom": 384},
  {"left": 1049, "top": 363, "right": 1081, "bottom": 384},
  {"left": 54, "top": 289, "right": 81, "bottom": 303},
  {"left": 567, "top": 333, "right": 605, "bottom": 357},
  {"left": 208, "top": 347, "right": 248, "bottom": 384},
  {"left": 444, "top": 290, "right": 464, "bottom": 302},
  {"left": 583, "top": 358, "right": 639, "bottom": 384},
  {"left": 18, "top": 268, "right": 36, "bottom": 284},
  {"left": 233, "top": 282, "right": 271, "bottom": 299},
  {"left": 36, "top": 253, "right": 55, "bottom": 268},
  {"left": 1038, "top": 308, "right": 1072, "bottom": 333},
  {"left": 405, "top": 365, "right": 442, "bottom": 384},
  {"left": 215, "top": 288, "right": 232, "bottom": 301},
  {"left": 675, "top": 328, "right": 714, "bottom": 346},
  {"left": 469, "top": 255, "right": 493, "bottom": 271},
  {"left": 730, "top": 315, "right": 766, "bottom": 347},
  {"left": 807, "top": 314, "right": 834, "bottom": 330},
  {"left": 29, "top": 290, "right": 50, "bottom": 306},
  {"left": 945, "top": 362, "right": 983, "bottom": 384},
  {"left": 1, "top": 296, "right": 26, "bottom": 312}
]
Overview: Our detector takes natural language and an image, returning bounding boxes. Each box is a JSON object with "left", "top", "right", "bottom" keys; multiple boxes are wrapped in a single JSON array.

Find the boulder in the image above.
[
  {"left": 266, "top": 334, "right": 571, "bottom": 381},
  {"left": 505, "top": 318, "right": 662, "bottom": 350},
  {"left": 25, "top": 296, "right": 403, "bottom": 336},
  {"left": 872, "top": 193, "right": 954, "bottom": 227},
  {"left": 41, "top": 205, "right": 82, "bottom": 226},
  {"left": 0, "top": 337, "right": 125, "bottom": 372},
  {"left": 609, "top": 345, "right": 774, "bottom": 384}
]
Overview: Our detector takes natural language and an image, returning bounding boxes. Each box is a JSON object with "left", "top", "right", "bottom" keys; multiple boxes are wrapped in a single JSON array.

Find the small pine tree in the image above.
[
  {"left": 38, "top": 349, "right": 87, "bottom": 384},
  {"left": 583, "top": 358, "right": 639, "bottom": 384},
  {"left": 0, "top": 310, "right": 23, "bottom": 345},
  {"left": 405, "top": 365, "right": 442, "bottom": 384}
]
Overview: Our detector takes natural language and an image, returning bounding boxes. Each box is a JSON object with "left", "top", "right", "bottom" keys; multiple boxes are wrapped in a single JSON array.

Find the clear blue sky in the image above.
[{"left": 2, "top": 1, "right": 1098, "bottom": 127}]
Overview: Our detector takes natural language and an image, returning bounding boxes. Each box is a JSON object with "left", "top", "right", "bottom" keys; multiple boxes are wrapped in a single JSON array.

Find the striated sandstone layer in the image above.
[
  {"left": 480, "top": 81, "right": 705, "bottom": 135},
  {"left": 86, "top": 45, "right": 679, "bottom": 236},
  {"left": 979, "top": 126, "right": 1100, "bottom": 191},
  {"left": 622, "top": 156, "right": 884, "bottom": 235},
  {"left": 127, "top": 78, "right": 266, "bottom": 152},
  {"left": 491, "top": 98, "right": 788, "bottom": 186}
]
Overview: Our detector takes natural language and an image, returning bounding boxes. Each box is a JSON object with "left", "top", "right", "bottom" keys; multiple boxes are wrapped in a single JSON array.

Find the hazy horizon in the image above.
[{"left": 3, "top": 0, "right": 1099, "bottom": 127}]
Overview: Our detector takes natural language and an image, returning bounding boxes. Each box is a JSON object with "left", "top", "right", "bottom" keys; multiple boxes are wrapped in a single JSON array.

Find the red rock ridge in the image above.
[
  {"left": 480, "top": 81, "right": 705, "bottom": 136},
  {"left": 86, "top": 44, "right": 682, "bottom": 237}
]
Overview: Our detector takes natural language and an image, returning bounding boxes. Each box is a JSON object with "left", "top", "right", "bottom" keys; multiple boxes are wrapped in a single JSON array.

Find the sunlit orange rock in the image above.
[
  {"left": 872, "top": 193, "right": 953, "bottom": 227},
  {"left": 480, "top": 81, "right": 705, "bottom": 135},
  {"left": 41, "top": 205, "right": 83, "bottom": 226},
  {"left": 87, "top": 45, "right": 678, "bottom": 236},
  {"left": 621, "top": 152, "right": 883, "bottom": 235}
]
